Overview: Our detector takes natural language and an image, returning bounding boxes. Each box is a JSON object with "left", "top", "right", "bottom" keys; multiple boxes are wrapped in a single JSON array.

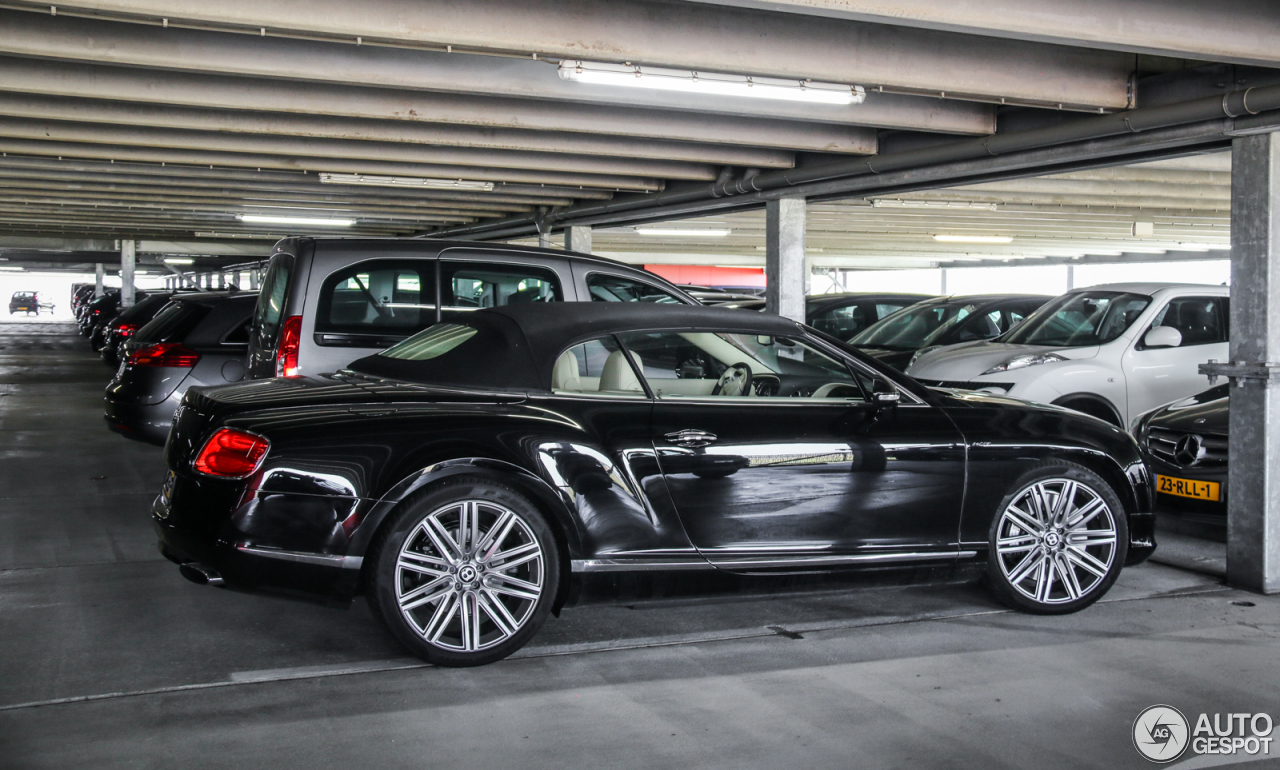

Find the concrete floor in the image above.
[{"left": 1, "top": 320, "right": 1278, "bottom": 770}]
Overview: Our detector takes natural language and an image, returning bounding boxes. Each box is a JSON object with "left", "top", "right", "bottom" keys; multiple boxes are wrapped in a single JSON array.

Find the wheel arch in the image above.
[
  {"left": 349, "top": 457, "right": 582, "bottom": 612},
  {"left": 1051, "top": 393, "right": 1123, "bottom": 427}
]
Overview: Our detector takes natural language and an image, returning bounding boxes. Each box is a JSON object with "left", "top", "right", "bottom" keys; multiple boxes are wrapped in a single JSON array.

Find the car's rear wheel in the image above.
[
  {"left": 986, "top": 464, "right": 1127, "bottom": 614},
  {"left": 367, "top": 477, "right": 559, "bottom": 667}
]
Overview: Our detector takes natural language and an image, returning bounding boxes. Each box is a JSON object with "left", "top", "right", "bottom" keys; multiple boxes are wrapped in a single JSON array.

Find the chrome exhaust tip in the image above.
[{"left": 179, "top": 562, "right": 225, "bottom": 587}]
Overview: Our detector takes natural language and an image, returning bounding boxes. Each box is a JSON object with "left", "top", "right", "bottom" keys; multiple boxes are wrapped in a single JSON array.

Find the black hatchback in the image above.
[{"left": 104, "top": 292, "right": 257, "bottom": 445}]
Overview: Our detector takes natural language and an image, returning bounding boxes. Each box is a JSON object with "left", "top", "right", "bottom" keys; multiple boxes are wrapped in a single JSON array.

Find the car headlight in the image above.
[
  {"left": 981, "top": 353, "right": 1067, "bottom": 376},
  {"left": 908, "top": 346, "right": 938, "bottom": 369}
]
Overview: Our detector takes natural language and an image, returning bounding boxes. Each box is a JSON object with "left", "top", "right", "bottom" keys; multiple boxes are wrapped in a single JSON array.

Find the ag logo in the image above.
[{"left": 1134, "top": 705, "right": 1190, "bottom": 763}]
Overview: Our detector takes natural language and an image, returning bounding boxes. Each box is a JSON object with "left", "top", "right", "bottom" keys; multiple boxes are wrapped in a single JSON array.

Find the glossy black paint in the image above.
[
  {"left": 104, "top": 292, "right": 255, "bottom": 445},
  {"left": 99, "top": 293, "right": 178, "bottom": 367},
  {"left": 154, "top": 304, "right": 1155, "bottom": 609},
  {"left": 1135, "top": 385, "right": 1228, "bottom": 531}
]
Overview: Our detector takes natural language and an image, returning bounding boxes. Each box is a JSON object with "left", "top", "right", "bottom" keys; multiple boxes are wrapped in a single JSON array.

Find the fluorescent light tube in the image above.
[
  {"left": 319, "top": 173, "right": 495, "bottom": 191},
  {"left": 933, "top": 234, "right": 1014, "bottom": 244},
  {"left": 0, "top": 265, "right": 24, "bottom": 271},
  {"left": 872, "top": 199, "right": 999, "bottom": 211},
  {"left": 237, "top": 214, "right": 355, "bottom": 226},
  {"left": 163, "top": 257, "right": 194, "bottom": 264},
  {"left": 559, "top": 60, "right": 865, "bottom": 106},
  {"left": 636, "top": 228, "right": 732, "bottom": 237}
]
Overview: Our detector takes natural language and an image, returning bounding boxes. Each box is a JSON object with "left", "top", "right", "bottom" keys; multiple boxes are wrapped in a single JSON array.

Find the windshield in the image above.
[
  {"left": 849, "top": 300, "right": 976, "bottom": 351},
  {"left": 1001, "top": 291, "right": 1151, "bottom": 347}
]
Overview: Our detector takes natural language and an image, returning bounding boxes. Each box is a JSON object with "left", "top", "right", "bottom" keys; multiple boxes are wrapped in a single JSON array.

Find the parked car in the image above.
[
  {"left": 99, "top": 292, "right": 179, "bottom": 367},
  {"left": 717, "top": 293, "right": 936, "bottom": 341},
  {"left": 104, "top": 291, "right": 256, "bottom": 445},
  {"left": 849, "top": 294, "right": 1051, "bottom": 371},
  {"left": 908, "top": 283, "right": 1229, "bottom": 426},
  {"left": 156, "top": 302, "right": 1154, "bottom": 667},
  {"left": 9, "top": 291, "right": 39, "bottom": 315},
  {"left": 1132, "top": 385, "right": 1228, "bottom": 539},
  {"left": 87, "top": 292, "right": 153, "bottom": 350},
  {"left": 245, "top": 238, "right": 700, "bottom": 380}
]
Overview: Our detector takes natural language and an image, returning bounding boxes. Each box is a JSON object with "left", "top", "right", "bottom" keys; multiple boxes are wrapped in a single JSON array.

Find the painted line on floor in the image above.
[{"left": 0, "top": 583, "right": 1233, "bottom": 714}]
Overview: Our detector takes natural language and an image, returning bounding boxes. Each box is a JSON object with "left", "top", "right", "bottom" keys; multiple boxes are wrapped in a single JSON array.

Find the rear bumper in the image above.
[{"left": 103, "top": 395, "right": 174, "bottom": 445}]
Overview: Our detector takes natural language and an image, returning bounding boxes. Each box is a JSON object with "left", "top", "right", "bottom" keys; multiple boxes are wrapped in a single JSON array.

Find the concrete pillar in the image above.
[
  {"left": 538, "top": 229, "right": 553, "bottom": 249},
  {"left": 940, "top": 268, "right": 948, "bottom": 294},
  {"left": 120, "top": 239, "right": 136, "bottom": 308},
  {"left": 565, "top": 226, "right": 592, "bottom": 254},
  {"left": 1226, "top": 131, "right": 1280, "bottom": 594},
  {"left": 218, "top": 272, "right": 227, "bottom": 290},
  {"left": 250, "top": 269, "right": 261, "bottom": 290},
  {"left": 1066, "top": 265, "right": 1075, "bottom": 290},
  {"left": 765, "top": 197, "right": 806, "bottom": 323},
  {"left": 94, "top": 263, "right": 104, "bottom": 297}
]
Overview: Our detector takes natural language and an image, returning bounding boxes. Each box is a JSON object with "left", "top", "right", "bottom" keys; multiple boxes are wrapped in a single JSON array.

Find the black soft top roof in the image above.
[{"left": 349, "top": 302, "right": 806, "bottom": 391}]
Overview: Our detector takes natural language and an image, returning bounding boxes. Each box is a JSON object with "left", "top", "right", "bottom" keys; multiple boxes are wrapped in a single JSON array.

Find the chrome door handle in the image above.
[{"left": 664, "top": 429, "right": 717, "bottom": 447}]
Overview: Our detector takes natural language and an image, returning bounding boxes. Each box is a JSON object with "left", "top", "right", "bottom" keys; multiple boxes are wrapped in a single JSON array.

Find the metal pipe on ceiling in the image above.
[
  {"left": 0, "top": 9, "right": 996, "bottom": 135},
  {"left": 430, "top": 84, "right": 1280, "bottom": 239}
]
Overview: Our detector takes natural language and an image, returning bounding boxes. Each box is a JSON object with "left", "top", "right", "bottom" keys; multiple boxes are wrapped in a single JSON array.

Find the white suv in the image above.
[{"left": 906, "top": 283, "right": 1229, "bottom": 426}]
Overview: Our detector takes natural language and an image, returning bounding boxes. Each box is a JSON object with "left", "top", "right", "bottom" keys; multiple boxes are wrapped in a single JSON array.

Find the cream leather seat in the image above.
[
  {"left": 599, "top": 350, "right": 643, "bottom": 393},
  {"left": 552, "top": 350, "right": 581, "bottom": 391}
]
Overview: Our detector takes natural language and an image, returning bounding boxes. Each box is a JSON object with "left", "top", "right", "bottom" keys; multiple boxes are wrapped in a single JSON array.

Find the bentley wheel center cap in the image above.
[
  {"left": 458, "top": 565, "right": 478, "bottom": 583},
  {"left": 1044, "top": 531, "right": 1061, "bottom": 548}
]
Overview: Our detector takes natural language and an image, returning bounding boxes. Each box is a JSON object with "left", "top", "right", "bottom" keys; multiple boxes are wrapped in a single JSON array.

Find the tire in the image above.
[
  {"left": 366, "top": 477, "right": 559, "bottom": 667},
  {"left": 985, "top": 462, "right": 1128, "bottom": 614}
]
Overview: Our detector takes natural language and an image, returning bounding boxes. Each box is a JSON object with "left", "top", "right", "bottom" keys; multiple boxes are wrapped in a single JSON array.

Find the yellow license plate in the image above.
[{"left": 1156, "top": 475, "right": 1220, "bottom": 501}]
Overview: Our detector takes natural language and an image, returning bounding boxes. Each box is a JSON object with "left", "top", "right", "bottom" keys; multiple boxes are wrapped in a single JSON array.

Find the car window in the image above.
[
  {"left": 955, "top": 309, "right": 1003, "bottom": 342},
  {"left": 135, "top": 302, "right": 208, "bottom": 345},
  {"left": 252, "top": 255, "right": 292, "bottom": 348},
  {"left": 875, "top": 302, "right": 917, "bottom": 320},
  {"left": 1003, "top": 291, "right": 1151, "bottom": 347},
  {"left": 221, "top": 319, "right": 251, "bottom": 345},
  {"left": 587, "top": 274, "right": 682, "bottom": 303},
  {"left": 1145, "top": 296, "right": 1228, "bottom": 347},
  {"left": 809, "top": 303, "right": 869, "bottom": 340},
  {"left": 552, "top": 335, "right": 648, "bottom": 397},
  {"left": 616, "top": 331, "right": 868, "bottom": 401},
  {"left": 852, "top": 301, "right": 974, "bottom": 350},
  {"left": 380, "top": 323, "right": 478, "bottom": 360},
  {"left": 440, "top": 262, "right": 561, "bottom": 311},
  {"left": 316, "top": 260, "right": 437, "bottom": 338}
]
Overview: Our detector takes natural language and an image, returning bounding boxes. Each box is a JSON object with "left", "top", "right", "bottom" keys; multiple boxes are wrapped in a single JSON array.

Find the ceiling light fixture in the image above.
[
  {"left": 163, "top": 257, "right": 194, "bottom": 265},
  {"left": 0, "top": 265, "right": 24, "bottom": 271},
  {"left": 872, "top": 199, "right": 999, "bottom": 211},
  {"left": 559, "top": 60, "right": 865, "bottom": 105},
  {"left": 933, "top": 234, "right": 1014, "bottom": 244},
  {"left": 319, "top": 173, "right": 496, "bottom": 191},
  {"left": 636, "top": 228, "right": 732, "bottom": 237},
  {"left": 237, "top": 214, "right": 355, "bottom": 227}
]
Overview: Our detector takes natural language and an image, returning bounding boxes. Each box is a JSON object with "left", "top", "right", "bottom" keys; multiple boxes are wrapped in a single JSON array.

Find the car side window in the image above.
[
  {"left": 441, "top": 261, "right": 561, "bottom": 311},
  {"left": 616, "top": 331, "right": 869, "bottom": 401},
  {"left": 1145, "top": 296, "right": 1228, "bottom": 347},
  {"left": 552, "top": 335, "right": 647, "bottom": 398},
  {"left": 252, "top": 255, "right": 292, "bottom": 348},
  {"left": 810, "top": 303, "right": 869, "bottom": 340},
  {"left": 586, "top": 274, "right": 682, "bottom": 304},
  {"left": 956, "top": 309, "right": 1004, "bottom": 342},
  {"left": 875, "top": 302, "right": 916, "bottom": 321},
  {"left": 316, "top": 260, "right": 437, "bottom": 338}
]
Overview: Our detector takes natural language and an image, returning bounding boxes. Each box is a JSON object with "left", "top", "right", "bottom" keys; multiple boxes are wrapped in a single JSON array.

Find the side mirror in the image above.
[
  {"left": 1143, "top": 326, "right": 1183, "bottom": 349},
  {"left": 872, "top": 379, "right": 900, "bottom": 405}
]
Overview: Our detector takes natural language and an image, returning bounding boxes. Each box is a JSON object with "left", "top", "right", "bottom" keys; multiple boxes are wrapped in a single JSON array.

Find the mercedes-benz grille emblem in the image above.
[{"left": 1173, "top": 434, "right": 1205, "bottom": 467}]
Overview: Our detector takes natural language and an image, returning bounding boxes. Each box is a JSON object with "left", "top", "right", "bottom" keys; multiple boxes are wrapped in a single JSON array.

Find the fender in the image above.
[{"left": 1051, "top": 392, "right": 1123, "bottom": 427}]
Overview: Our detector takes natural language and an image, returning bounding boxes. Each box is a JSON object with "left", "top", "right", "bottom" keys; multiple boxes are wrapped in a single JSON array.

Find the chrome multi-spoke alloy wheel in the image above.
[
  {"left": 995, "top": 477, "right": 1119, "bottom": 607},
  {"left": 394, "top": 498, "right": 546, "bottom": 653}
]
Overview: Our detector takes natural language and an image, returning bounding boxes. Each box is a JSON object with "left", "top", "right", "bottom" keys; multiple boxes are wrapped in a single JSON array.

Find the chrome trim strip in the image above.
[
  {"left": 708, "top": 551, "right": 977, "bottom": 568},
  {"left": 572, "top": 551, "right": 977, "bottom": 573},
  {"left": 571, "top": 557, "right": 715, "bottom": 573},
  {"left": 235, "top": 543, "right": 363, "bottom": 570}
]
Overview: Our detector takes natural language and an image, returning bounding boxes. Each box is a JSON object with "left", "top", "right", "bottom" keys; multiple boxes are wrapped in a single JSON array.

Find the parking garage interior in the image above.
[{"left": 2, "top": 2, "right": 1280, "bottom": 767}]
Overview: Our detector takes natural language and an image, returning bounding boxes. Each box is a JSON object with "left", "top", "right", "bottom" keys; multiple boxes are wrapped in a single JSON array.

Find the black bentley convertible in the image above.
[{"left": 154, "top": 303, "right": 1155, "bottom": 666}]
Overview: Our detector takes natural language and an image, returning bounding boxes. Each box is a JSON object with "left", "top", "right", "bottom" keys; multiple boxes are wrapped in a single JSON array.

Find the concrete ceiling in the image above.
[{"left": 0, "top": 1, "right": 1273, "bottom": 272}]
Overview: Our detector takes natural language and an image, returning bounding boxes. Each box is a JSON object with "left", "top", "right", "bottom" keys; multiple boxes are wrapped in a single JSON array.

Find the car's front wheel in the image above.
[
  {"left": 986, "top": 464, "right": 1127, "bottom": 614},
  {"left": 367, "top": 477, "right": 559, "bottom": 667}
]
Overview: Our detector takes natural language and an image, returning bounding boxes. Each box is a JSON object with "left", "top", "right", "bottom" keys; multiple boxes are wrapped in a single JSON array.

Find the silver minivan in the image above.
[{"left": 247, "top": 238, "right": 700, "bottom": 379}]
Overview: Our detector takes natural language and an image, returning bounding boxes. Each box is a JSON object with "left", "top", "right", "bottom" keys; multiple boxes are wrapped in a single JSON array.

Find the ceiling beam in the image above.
[
  {"left": 0, "top": 137, "right": 666, "bottom": 191},
  {"left": 0, "top": 1, "right": 1134, "bottom": 110},
  {"left": 681, "top": 0, "right": 1280, "bottom": 69},
  {"left": 0, "top": 61, "right": 827, "bottom": 165},
  {"left": 937, "top": 248, "right": 1232, "bottom": 268},
  {"left": 0, "top": 10, "right": 996, "bottom": 134}
]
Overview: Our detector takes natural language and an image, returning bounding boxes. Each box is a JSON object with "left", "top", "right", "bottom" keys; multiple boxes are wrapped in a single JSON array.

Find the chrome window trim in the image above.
[{"left": 236, "top": 543, "right": 363, "bottom": 570}]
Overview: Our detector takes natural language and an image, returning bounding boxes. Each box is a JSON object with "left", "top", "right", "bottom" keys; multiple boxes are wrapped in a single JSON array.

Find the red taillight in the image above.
[
  {"left": 117, "top": 323, "right": 139, "bottom": 338},
  {"left": 276, "top": 315, "right": 302, "bottom": 378},
  {"left": 127, "top": 342, "right": 201, "bottom": 368},
  {"left": 193, "top": 428, "right": 270, "bottom": 478}
]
